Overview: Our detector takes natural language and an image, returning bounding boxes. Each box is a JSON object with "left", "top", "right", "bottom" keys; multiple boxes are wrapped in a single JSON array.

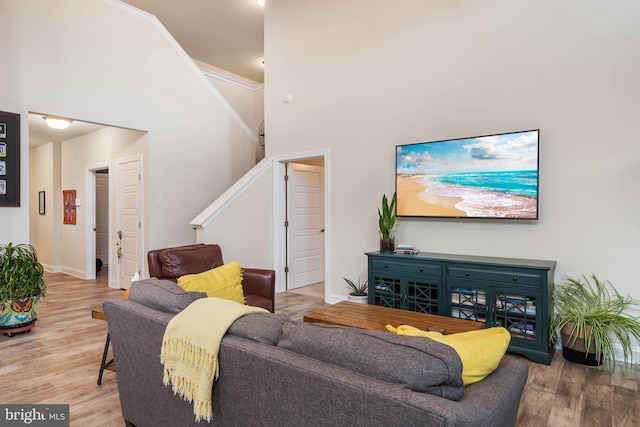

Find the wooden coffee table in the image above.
[{"left": 303, "top": 301, "right": 484, "bottom": 335}]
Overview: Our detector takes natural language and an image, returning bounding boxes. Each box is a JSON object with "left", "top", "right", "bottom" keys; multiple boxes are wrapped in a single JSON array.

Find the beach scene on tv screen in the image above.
[{"left": 396, "top": 130, "right": 539, "bottom": 219}]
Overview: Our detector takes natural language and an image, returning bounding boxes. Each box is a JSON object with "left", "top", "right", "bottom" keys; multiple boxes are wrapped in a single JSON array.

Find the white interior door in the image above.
[
  {"left": 287, "top": 163, "right": 325, "bottom": 289},
  {"left": 116, "top": 158, "right": 143, "bottom": 289}
]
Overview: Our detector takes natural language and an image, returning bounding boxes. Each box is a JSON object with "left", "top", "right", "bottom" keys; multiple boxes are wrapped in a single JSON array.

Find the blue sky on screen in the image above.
[{"left": 397, "top": 130, "right": 538, "bottom": 174}]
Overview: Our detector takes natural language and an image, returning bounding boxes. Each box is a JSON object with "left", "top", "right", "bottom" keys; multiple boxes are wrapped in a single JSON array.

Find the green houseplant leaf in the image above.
[
  {"left": 549, "top": 274, "right": 640, "bottom": 371},
  {"left": 343, "top": 277, "right": 368, "bottom": 296},
  {"left": 378, "top": 192, "right": 396, "bottom": 240},
  {"left": 0, "top": 243, "right": 47, "bottom": 304}
]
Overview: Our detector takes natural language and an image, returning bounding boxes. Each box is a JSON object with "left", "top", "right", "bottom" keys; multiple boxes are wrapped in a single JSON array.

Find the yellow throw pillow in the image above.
[
  {"left": 177, "top": 261, "right": 245, "bottom": 305},
  {"left": 386, "top": 324, "right": 510, "bottom": 386}
]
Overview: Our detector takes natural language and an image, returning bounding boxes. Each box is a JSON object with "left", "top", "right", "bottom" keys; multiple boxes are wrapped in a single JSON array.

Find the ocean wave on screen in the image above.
[{"left": 423, "top": 179, "right": 537, "bottom": 218}]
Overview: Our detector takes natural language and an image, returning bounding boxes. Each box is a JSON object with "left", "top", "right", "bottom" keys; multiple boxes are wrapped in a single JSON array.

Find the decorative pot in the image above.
[
  {"left": 379, "top": 237, "right": 395, "bottom": 253},
  {"left": 347, "top": 294, "right": 368, "bottom": 304},
  {"left": 560, "top": 322, "right": 602, "bottom": 366},
  {"left": 0, "top": 297, "right": 39, "bottom": 336}
]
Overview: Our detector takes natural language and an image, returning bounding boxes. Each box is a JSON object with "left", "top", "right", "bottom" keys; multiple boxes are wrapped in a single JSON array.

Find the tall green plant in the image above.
[
  {"left": 378, "top": 192, "right": 396, "bottom": 240},
  {"left": 0, "top": 243, "right": 46, "bottom": 303},
  {"left": 550, "top": 274, "right": 640, "bottom": 371}
]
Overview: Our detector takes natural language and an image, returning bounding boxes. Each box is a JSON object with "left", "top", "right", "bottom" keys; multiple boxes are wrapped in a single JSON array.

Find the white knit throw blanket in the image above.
[{"left": 160, "top": 297, "right": 268, "bottom": 422}]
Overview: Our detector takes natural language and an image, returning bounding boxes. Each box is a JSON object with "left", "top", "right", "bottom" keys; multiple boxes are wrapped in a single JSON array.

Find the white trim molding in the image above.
[
  {"left": 190, "top": 157, "right": 274, "bottom": 231},
  {"left": 199, "top": 67, "right": 264, "bottom": 92}
]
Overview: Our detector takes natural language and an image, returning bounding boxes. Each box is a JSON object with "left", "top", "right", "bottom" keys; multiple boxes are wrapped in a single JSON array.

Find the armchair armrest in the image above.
[{"left": 242, "top": 268, "right": 275, "bottom": 313}]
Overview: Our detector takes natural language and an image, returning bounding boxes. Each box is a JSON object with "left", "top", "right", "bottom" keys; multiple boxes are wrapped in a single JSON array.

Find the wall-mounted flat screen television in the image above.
[{"left": 396, "top": 129, "right": 539, "bottom": 219}]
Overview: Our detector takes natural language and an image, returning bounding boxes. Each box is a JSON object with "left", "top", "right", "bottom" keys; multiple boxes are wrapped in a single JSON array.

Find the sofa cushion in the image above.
[
  {"left": 386, "top": 325, "right": 511, "bottom": 386},
  {"left": 177, "top": 262, "right": 245, "bottom": 304},
  {"left": 277, "top": 322, "right": 464, "bottom": 400},
  {"left": 158, "top": 244, "right": 224, "bottom": 279},
  {"left": 128, "top": 278, "right": 207, "bottom": 314},
  {"left": 227, "top": 313, "right": 293, "bottom": 345}
]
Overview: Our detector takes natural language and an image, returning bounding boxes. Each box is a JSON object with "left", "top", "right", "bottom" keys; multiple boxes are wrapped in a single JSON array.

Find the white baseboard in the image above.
[
  {"left": 60, "top": 266, "right": 85, "bottom": 279},
  {"left": 41, "top": 263, "right": 62, "bottom": 273}
]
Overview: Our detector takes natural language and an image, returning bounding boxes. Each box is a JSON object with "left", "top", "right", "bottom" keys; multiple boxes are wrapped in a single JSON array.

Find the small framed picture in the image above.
[
  {"left": 0, "top": 123, "right": 6, "bottom": 138},
  {"left": 39, "top": 191, "right": 45, "bottom": 215}
]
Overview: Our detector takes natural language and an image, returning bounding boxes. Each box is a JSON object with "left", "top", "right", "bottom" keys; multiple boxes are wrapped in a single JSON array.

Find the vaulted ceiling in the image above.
[
  {"left": 121, "top": 0, "right": 265, "bottom": 83},
  {"left": 29, "top": 0, "right": 265, "bottom": 146}
]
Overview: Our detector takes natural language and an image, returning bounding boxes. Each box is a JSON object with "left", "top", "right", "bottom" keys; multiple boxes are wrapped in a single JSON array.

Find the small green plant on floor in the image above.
[{"left": 343, "top": 277, "right": 368, "bottom": 296}]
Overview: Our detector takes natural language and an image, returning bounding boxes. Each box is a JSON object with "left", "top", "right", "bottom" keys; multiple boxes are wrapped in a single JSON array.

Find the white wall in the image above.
[
  {"left": 198, "top": 61, "right": 265, "bottom": 162},
  {"left": 59, "top": 126, "right": 145, "bottom": 278},
  {"left": 197, "top": 60, "right": 265, "bottom": 135},
  {"left": 195, "top": 163, "right": 273, "bottom": 270},
  {"left": 29, "top": 143, "right": 60, "bottom": 271},
  {"left": 265, "top": 0, "right": 640, "bottom": 306},
  {"left": 1, "top": 0, "right": 258, "bottom": 260}
]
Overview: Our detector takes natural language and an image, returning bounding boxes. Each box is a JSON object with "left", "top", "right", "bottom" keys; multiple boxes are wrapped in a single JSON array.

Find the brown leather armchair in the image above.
[{"left": 147, "top": 244, "right": 275, "bottom": 312}]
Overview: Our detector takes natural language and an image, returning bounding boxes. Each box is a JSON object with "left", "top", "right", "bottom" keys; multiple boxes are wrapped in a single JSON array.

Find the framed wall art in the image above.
[
  {"left": 38, "top": 191, "right": 46, "bottom": 215},
  {"left": 0, "top": 111, "right": 20, "bottom": 207},
  {"left": 63, "top": 189, "right": 76, "bottom": 224}
]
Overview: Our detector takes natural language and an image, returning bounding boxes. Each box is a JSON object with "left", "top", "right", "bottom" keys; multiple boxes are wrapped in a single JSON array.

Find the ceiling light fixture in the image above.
[
  {"left": 256, "top": 0, "right": 265, "bottom": 7},
  {"left": 43, "top": 117, "right": 72, "bottom": 130}
]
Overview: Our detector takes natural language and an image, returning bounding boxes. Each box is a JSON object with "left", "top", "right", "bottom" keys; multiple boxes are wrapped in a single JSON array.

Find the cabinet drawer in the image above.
[
  {"left": 371, "top": 260, "right": 442, "bottom": 277},
  {"left": 447, "top": 267, "right": 542, "bottom": 286}
]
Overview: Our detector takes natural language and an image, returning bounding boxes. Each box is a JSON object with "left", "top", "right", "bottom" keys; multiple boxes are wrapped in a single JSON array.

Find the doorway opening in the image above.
[
  {"left": 94, "top": 167, "right": 110, "bottom": 284},
  {"left": 28, "top": 111, "right": 146, "bottom": 288},
  {"left": 274, "top": 150, "right": 329, "bottom": 302}
]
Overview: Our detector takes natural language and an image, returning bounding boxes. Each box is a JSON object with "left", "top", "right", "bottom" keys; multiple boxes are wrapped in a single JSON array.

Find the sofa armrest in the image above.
[
  {"left": 242, "top": 268, "right": 275, "bottom": 313},
  {"left": 434, "top": 357, "right": 529, "bottom": 427}
]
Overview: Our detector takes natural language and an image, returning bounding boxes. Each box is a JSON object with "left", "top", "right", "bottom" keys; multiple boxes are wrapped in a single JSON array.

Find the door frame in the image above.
[
  {"left": 273, "top": 148, "right": 330, "bottom": 300},
  {"left": 85, "top": 162, "right": 111, "bottom": 282}
]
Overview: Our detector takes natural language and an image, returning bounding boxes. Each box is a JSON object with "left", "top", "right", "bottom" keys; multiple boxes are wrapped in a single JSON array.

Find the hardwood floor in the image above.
[{"left": 1, "top": 272, "right": 638, "bottom": 426}]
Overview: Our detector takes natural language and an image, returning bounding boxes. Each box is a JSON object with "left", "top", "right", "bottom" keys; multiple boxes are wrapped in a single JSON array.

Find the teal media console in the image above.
[{"left": 366, "top": 251, "right": 556, "bottom": 364}]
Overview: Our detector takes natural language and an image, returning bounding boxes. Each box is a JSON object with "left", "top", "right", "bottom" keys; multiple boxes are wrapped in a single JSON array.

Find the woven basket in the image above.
[{"left": 560, "top": 322, "right": 596, "bottom": 355}]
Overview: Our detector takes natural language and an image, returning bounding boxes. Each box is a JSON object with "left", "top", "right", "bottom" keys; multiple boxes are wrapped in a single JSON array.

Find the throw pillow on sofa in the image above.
[
  {"left": 177, "top": 261, "right": 245, "bottom": 305},
  {"left": 386, "top": 325, "right": 511, "bottom": 386}
]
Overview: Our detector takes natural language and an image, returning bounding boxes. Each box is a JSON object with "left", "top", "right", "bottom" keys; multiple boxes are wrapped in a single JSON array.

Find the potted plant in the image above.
[
  {"left": 344, "top": 277, "right": 368, "bottom": 304},
  {"left": 378, "top": 192, "right": 396, "bottom": 253},
  {"left": 0, "top": 243, "right": 47, "bottom": 336},
  {"left": 550, "top": 274, "right": 640, "bottom": 370}
]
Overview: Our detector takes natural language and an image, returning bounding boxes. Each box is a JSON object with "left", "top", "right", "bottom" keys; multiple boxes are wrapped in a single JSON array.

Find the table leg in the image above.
[{"left": 97, "top": 333, "right": 115, "bottom": 385}]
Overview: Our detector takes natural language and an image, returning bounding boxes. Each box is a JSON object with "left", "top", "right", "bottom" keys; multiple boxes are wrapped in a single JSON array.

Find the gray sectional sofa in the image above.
[{"left": 103, "top": 279, "right": 528, "bottom": 427}]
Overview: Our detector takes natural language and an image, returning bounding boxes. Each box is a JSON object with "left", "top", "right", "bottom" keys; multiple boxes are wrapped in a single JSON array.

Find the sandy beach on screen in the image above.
[{"left": 397, "top": 175, "right": 466, "bottom": 217}]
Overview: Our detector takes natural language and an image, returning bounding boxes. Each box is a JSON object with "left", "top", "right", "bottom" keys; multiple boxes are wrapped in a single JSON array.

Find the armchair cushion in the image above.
[
  {"left": 157, "top": 244, "right": 223, "bottom": 280},
  {"left": 177, "top": 261, "right": 245, "bottom": 305}
]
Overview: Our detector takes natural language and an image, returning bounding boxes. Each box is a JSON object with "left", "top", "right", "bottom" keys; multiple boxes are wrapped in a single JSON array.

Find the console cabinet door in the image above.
[
  {"left": 405, "top": 275, "right": 441, "bottom": 314},
  {"left": 369, "top": 258, "right": 442, "bottom": 314},
  {"left": 370, "top": 273, "right": 402, "bottom": 309},
  {"left": 494, "top": 288, "right": 542, "bottom": 349},
  {"left": 448, "top": 282, "right": 490, "bottom": 324}
]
